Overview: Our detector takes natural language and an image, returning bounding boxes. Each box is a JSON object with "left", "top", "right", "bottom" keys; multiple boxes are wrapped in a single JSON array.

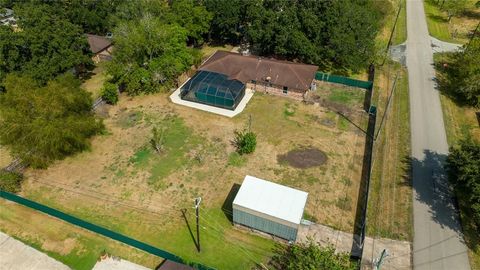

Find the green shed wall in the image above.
[{"left": 233, "top": 208, "right": 298, "bottom": 241}]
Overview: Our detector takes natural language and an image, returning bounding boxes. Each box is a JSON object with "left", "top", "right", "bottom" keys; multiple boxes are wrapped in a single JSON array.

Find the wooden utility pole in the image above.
[
  {"left": 381, "top": 3, "right": 403, "bottom": 66},
  {"left": 194, "top": 197, "right": 202, "bottom": 252}
]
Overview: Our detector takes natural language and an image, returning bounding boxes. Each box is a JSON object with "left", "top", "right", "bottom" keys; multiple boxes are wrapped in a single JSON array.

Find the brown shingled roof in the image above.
[
  {"left": 199, "top": 51, "right": 318, "bottom": 92},
  {"left": 86, "top": 34, "right": 112, "bottom": 54}
]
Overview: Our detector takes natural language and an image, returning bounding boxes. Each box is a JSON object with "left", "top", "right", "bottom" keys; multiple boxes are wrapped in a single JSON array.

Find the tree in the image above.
[
  {"left": 446, "top": 140, "right": 480, "bottom": 229},
  {"left": 440, "top": 38, "right": 480, "bottom": 107},
  {"left": 204, "top": 0, "right": 245, "bottom": 43},
  {"left": 0, "top": 74, "right": 103, "bottom": 168},
  {"left": 243, "top": 0, "right": 383, "bottom": 73},
  {"left": 107, "top": 15, "right": 195, "bottom": 94},
  {"left": 168, "top": 0, "right": 212, "bottom": 46},
  {"left": 270, "top": 239, "right": 357, "bottom": 270},
  {"left": 443, "top": 0, "right": 468, "bottom": 21},
  {"left": 0, "top": 3, "right": 92, "bottom": 84}
]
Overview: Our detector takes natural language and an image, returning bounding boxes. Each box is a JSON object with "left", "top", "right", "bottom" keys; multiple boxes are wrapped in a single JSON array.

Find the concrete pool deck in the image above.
[{"left": 169, "top": 80, "right": 254, "bottom": 118}]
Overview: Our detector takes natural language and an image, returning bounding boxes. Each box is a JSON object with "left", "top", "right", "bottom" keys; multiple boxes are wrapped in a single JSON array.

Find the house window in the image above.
[{"left": 283, "top": 86, "right": 288, "bottom": 94}]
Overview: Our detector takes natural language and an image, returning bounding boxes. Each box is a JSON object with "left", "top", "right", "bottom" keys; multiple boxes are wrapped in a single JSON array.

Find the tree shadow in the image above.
[
  {"left": 428, "top": 14, "right": 449, "bottom": 23},
  {"left": 180, "top": 209, "right": 199, "bottom": 251},
  {"left": 221, "top": 183, "right": 241, "bottom": 223},
  {"left": 350, "top": 111, "right": 376, "bottom": 259},
  {"left": 337, "top": 111, "right": 368, "bottom": 136},
  {"left": 476, "top": 111, "right": 480, "bottom": 127},
  {"left": 461, "top": 10, "right": 480, "bottom": 20},
  {"left": 409, "top": 150, "right": 468, "bottom": 243}
]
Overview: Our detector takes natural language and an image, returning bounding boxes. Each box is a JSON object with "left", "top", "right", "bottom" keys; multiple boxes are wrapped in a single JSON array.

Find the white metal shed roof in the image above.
[{"left": 233, "top": 175, "right": 308, "bottom": 225}]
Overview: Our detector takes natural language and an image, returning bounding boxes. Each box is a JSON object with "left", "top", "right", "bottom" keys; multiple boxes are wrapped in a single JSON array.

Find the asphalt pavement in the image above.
[{"left": 406, "top": 0, "right": 471, "bottom": 269}]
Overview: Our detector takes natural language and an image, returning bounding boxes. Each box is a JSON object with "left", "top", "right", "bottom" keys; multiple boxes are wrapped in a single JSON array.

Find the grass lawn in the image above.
[
  {"left": 200, "top": 44, "right": 234, "bottom": 60},
  {"left": 393, "top": 0, "right": 407, "bottom": 45},
  {"left": 0, "top": 145, "right": 13, "bottom": 168},
  {"left": 424, "top": 0, "right": 480, "bottom": 44},
  {"left": 433, "top": 53, "right": 480, "bottom": 270},
  {"left": 1, "top": 85, "right": 368, "bottom": 269},
  {"left": 367, "top": 61, "right": 412, "bottom": 241},
  {"left": 375, "top": 0, "right": 407, "bottom": 51},
  {"left": 81, "top": 62, "right": 109, "bottom": 99},
  {"left": 0, "top": 201, "right": 160, "bottom": 270}
]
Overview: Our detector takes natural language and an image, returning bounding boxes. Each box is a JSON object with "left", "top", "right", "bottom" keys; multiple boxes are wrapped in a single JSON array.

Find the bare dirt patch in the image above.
[
  {"left": 278, "top": 147, "right": 328, "bottom": 169},
  {"left": 42, "top": 238, "right": 76, "bottom": 255}
]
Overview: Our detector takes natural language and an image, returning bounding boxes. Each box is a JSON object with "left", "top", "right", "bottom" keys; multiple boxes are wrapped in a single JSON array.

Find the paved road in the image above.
[{"left": 406, "top": 1, "right": 471, "bottom": 269}]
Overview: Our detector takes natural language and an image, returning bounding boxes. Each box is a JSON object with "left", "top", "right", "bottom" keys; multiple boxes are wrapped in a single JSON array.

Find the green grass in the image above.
[
  {"left": 283, "top": 102, "right": 297, "bottom": 118},
  {"left": 227, "top": 152, "right": 247, "bottom": 167},
  {"left": 130, "top": 148, "right": 153, "bottom": 167},
  {"left": 424, "top": 0, "right": 456, "bottom": 42},
  {"left": 149, "top": 118, "right": 201, "bottom": 186},
  {"left": 200, "top": 44, "right": 234, "bottom": 59},
  {"left": 328, "top": 88, "right": 364, "bottom": 105},
  {"left": 393, "top": 0, "right": 407, "bottom": 45},
  {"left": 81, "top": 62, "right": 108, "bottom": 99},
  {"left": 338, "top": 117, "right": 350, "bottom": 131}
]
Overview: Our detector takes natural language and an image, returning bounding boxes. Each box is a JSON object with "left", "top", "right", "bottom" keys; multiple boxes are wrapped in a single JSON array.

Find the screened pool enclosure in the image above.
[{"left": 180, "top": 70, "right": 246, "bottom": 110}]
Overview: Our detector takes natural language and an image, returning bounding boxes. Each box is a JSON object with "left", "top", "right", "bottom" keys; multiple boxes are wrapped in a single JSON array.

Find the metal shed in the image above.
[{"left": 232, "top": 175, "right": 308, "bottom": 241}]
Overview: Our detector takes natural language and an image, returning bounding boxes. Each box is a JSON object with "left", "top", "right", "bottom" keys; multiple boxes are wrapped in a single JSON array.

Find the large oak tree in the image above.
[{"left": 0, "top": 74, "right": 103, "bottom": 168}]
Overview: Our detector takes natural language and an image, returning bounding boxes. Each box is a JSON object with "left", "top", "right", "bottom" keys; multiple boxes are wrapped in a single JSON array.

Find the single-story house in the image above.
[
  {"left": 86, "top": 34, "right": 113, "bottom": 63},
  {"left": 232, "top": 175, "right": 308, "bottom": 241},
  {"left": 179, "top": 51, "right": 318, "bottom": 110}
]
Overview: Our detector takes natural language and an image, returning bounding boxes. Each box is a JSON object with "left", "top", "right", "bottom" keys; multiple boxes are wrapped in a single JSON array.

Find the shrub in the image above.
[
  {"left": 270, "top": 238, "right": 357, "bottom": 270},
  {"left": 0, "top": 171, "right": 24, "bottom": 193},
  {"left": 101, "top": 82, "right": 119, "bottom": 105},
  {"left": 233, "top": 130, "right": 257, "bottom": 155}
]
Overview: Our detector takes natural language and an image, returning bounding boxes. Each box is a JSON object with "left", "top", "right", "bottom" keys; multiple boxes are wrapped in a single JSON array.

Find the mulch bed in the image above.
[{"left": 278, "top": 147, "right": 328, "bottom": 169}]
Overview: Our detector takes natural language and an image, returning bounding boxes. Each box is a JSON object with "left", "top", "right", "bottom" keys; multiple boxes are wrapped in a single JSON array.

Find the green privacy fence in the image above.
[
  {"left": 315, "top": 72, "right": 373, "bottom": 90},
  {"left": 0, "top": 190, "right": 214, "bottom": 270}
]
